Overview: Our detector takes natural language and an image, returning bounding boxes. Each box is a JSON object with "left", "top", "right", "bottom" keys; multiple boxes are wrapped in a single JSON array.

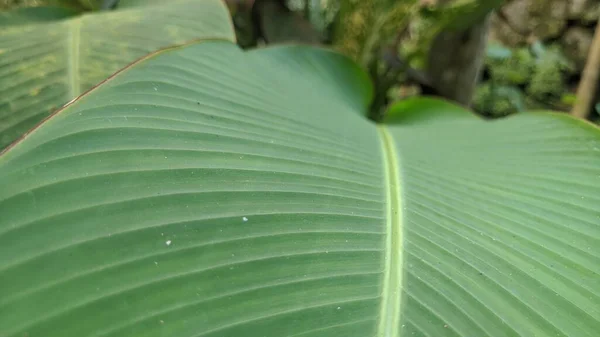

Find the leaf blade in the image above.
[
  {"left": 386, "top": 107, "right": 600, "bottom": 336},
  {"left": 1, "top": 36, "right": 599, "bottom": 337},
  {"left": 0, "top": 40, "right": 385, "bottom": 337},
  {"left": 0, "top": 0, "right": 235, "bottom": 149}
]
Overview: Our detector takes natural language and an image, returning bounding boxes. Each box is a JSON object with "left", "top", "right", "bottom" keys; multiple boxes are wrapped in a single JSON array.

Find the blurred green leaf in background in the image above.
[{"left": 0, "top": 0, "right": 235, "bottom": 149}]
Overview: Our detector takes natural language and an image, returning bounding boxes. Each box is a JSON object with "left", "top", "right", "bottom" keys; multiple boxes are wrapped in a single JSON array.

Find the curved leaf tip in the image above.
[{"left": 248, "top": 43, "right": 375, "bottom": 114}]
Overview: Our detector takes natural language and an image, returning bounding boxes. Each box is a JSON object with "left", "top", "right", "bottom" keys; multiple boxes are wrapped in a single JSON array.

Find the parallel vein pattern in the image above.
[
  {"left": 388, "top": 113, "right": 600, "bottom": 337},
  {"left": 1, "top": 30, "right": 599, "bottom": 337},
  {"left": 0, "top": 0, "right": 235, "bottom": 149},
  {"left": 0, "top": 42, "right": 387, "bottom": 337}
]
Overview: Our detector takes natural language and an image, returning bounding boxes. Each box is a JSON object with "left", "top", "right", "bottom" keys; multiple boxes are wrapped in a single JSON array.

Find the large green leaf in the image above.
[
  {"left": 0, "top": 0, "right": 235, "bottom": 150},
  {"left": 0, "top": 40, "right": 599, "bottom": 337}
]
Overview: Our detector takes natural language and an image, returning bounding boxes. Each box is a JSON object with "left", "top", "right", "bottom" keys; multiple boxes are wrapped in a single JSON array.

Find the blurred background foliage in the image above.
[
  {"left": 252, "top": 0, "right": 600, "bottom": 123},
  {"left": 0, "top": 0, "right": 102, "bottom": 10},
  {"left": 2, "top": 0, "right": 599, "bottom": 123}
]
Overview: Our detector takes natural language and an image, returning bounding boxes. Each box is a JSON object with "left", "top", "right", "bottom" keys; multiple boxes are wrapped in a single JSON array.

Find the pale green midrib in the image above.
[
  {"left": 376, "top": 126, "right": 403, "bottom": 337},
  {"left": 67, "top": 18, "right": 82, "bottom": 98}
]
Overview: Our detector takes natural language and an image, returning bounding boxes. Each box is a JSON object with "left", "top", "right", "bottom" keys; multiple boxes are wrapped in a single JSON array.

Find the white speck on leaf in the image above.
[
  {"left": 154, "top": 261, "right": 158, "bottom": 265},
  {"left": 242, "top": 217, "right": 248, "bottom": 222},
  {"left": 337, "top": 307, "right": 341, "bottom": 310},
  {"left": 165, "top": 240, "right": 172, "bottom": 246}
]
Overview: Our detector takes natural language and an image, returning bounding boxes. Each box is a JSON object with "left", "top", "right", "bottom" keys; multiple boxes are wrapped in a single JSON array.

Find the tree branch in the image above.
[
  {"left": 571, "top": 18, "right": 600, "bottom": 119},
  {"left": 426, "top": 12, "right": 492, "bottom": 107},
  {"left": 369, "top": 29, "right": 436, "bottom": 121}
]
